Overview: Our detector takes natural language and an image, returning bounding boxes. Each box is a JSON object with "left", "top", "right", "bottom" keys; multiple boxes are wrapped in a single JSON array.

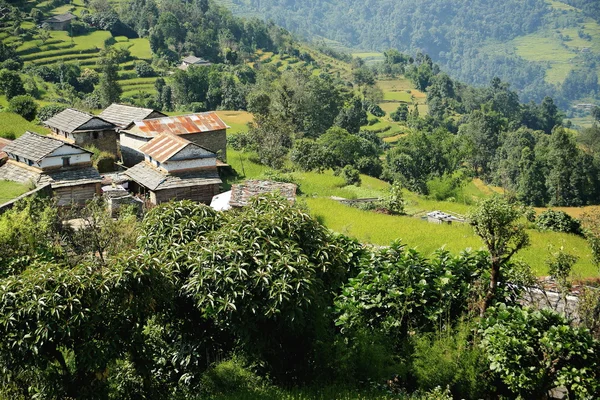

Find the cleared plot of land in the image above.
[
  {"left": 352, "top": 52, "right": 384, "bottom": 65},
  {"left": 546, "top": 0, "right": 579, "bottom": 11},
  {"left": 0, "top": 181, "right": 29, "bottom": 203},
  {"left": 0, "top": 112, "right": 50, "bottom": 138}
]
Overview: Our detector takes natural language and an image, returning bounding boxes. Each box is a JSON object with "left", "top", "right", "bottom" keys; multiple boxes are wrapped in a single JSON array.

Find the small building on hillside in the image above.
[
  {"left": 99, "top": 103, "right": 167, "bottom": 129},
  {"left": 210, "top": 180, "right": 297, "bottom": 211},
  {"left": 44, "top": 108, "right": 119, "bottom": 156},
  {"left": 119, "top": 112, "right": 228, "bottom": 167},
  {"left": 0, "top": 131, "right": 101, "bottom": 206},
  {"left": 124, "top": 133, "right": 222, "bottom": 205},
  {"left": 43, "top": 12, "right": 76, "bottom": 31},
  {"left": 179, "top": 55, "right": 212, "bottom": 70}
]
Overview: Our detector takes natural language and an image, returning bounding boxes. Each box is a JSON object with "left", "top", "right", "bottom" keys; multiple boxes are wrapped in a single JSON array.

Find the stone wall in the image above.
[
  {"left": 73, "top": 130, "right": 119, "bottom": 157},
  {"left": 187, "top": 129, "right": 227, "bottom": 161},
  {"left": 152, "top": 183, "right": 220, "bottom": 205}
]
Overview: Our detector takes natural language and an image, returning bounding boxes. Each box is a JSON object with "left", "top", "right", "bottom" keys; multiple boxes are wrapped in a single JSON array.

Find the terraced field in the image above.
[{"left": 3, "top": 2, "right": 159, "bottom": 100}]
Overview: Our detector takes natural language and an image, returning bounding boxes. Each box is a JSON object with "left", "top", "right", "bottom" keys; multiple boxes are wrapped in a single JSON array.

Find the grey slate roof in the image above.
[
  {"left": 0, "top": 161, "right": 41, "bottom": 185},
  {"left": 39, "top": 166, "right": 102, "bottom": 188},
  {"left": 99, "top": 104, "right": 166, "bottom": 128},
  {"left": 3, "top": 131, "right": 89, "bottom": 162},
  {"left": 229, "top": 180, "right": 297, "bottom": 207},
  {"left": 44, "top": 13, "right": 76, "bottom": 23},
  {"left": 44, "top": 108, "right": 116, "bottom": 133},
  {"left": 124, "top": 162, "right": 221, "bottom": 191}
]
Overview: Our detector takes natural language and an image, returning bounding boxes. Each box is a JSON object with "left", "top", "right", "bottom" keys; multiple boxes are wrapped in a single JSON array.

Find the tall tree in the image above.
[
  {"left": 469, "top": 196, "right": 530, "bottom": 314},
  {"left": 97, "top": 53, "right": 122, "bottom": 108}
]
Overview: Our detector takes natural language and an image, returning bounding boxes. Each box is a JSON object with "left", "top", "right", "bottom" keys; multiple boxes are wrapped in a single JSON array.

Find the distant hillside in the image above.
[{"left": 215, "top": 0, "right": 600, "bottom": 117}]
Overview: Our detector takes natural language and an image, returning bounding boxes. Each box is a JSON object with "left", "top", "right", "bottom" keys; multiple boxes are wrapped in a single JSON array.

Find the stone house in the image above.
[
  {"left": 43, "top": 12, "right": 76, "bottom": 31},
  {"left": 179, "top": 55, "right": 212, "bottom": 70},
  {"left": 119, "top": 112, "right": 228, "bottom": 167},
  {"left": 124, "top": 132, "right": 222, "bottom": 205},
  {"left": 44, "top": 108, "right": 119, "bottom": 156},
  {"left": 99, "top": 103, "right": 167, "bottom": 129},
  {"left": 210, "top": 180, "right": 297, "bottom": 211},
  {"left": 0, "top": 131, "right": 101, "bottom": 206}
]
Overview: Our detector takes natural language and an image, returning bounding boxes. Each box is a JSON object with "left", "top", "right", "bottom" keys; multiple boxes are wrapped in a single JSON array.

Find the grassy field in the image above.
[
  {"left": 0, "top": 181, "right": 30, "bottom": 203},
  {"left": 223, "top": 146, "right": 598, "bottom": 278},
  {"left": 216, "top": 110, "right": 253, "bottom": 134},
  {"left": 0, "top": 112, "right": 50, "bottom": 138}
]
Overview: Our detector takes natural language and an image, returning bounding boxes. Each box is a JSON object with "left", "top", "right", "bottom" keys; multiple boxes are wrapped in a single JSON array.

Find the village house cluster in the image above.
[
  {"left": 0, "top": 104, "right": 231, "bottom": 208},
  {"left": 0, "top": 104, "right": 298, "bottom": 211}
]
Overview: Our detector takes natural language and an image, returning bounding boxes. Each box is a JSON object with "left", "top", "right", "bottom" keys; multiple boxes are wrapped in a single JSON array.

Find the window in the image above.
[
  {"left": 62, "top": 157, "right": 71, "bottom": 167},
  {"left": 93, "top": 132, "right": 99, "bottom": 139},
  {"left": 27, "top": 159, "right": 33, "bottom": 166}
]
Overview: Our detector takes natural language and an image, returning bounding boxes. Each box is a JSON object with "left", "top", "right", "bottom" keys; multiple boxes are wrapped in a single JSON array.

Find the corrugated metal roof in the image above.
[
  {"left": 124, "top": 112, "right": 228, "bottom": 138},
  {"left": 182, "top": 55, "right": 210, "bottom": 64},
  {"left": 99, "top": 104, "right": 166, "bottom": 128},
  {"left": 139, "top": 133, "right": 215, "bottom": 163},
  {"left": 3, "top": 131, "right": 90, "bottom": 162},
  {"left": 44, "top": 108, "right": 115, "bottom": 133}
]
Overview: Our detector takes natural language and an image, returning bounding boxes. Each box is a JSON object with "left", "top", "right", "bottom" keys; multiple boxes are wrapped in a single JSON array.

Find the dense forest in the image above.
[{"left": 222, "top": 0, "right": 600, "bottom": 107}]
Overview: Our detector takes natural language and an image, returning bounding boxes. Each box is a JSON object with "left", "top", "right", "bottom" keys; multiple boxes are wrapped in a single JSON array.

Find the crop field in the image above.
[
  {"left": 216, "top": 110, "right": 253, "bottom": 134},
  {"left": 0, "top": 181, "right": 30, "bottom": 203},
  {"left": 352, "top": 52, "right": 384, "bottom": 65},
  {"left": 225, "top": 146, "right": 598, "bottom": 277},
  {"left": 0, "top": 112, "right": 50, "bottom": 138}
]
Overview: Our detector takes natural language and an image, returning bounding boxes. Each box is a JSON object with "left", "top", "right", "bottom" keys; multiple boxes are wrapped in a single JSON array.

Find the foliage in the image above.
[
  {"left": 480, "top": 304, "right": 600, "bottom": 398},
  {"left": 535, "top": 209, "right": 582, "bottom": 235},
  {"left": 134, "top": 60, "right": 155, "bottom": 78},
  {"left": 469, "top": 196, "right": 529, "bottom": 313},
  {"left": 411, "top": 322, "right": 490, "bottom": 399},
  {"left": 97, "top": 51, "right": 122, "bottom": 108},
  {"left": 0, "top": 69, "right": 25, "bottom": 100},
  {"left": 37, "top": 104, "right": 67, "bottom": 122},
  {"left": 341, "top": 165, "right": 361, "bottom": 186},
  {"left": 335, "top": 242, "right": 487, "bottom": 341},
  {"left": 199, "top": 356, "right": 269, "bottom": 397},
  {"left": 7, "top": 95, "right": 37, "bottom": 122}
]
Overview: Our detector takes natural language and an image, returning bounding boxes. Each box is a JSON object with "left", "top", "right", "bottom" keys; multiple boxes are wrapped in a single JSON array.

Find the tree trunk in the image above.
[{"left": 481, "top": 259, "right": 500, "bottom": 316}]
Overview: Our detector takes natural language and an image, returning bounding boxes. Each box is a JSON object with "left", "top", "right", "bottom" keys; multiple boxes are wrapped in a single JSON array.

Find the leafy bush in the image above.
[
  {"left": 480, "top": 304, "right": 600, "bottom": 398},
  {"left": 200, "top": 356, "right": 268, "bottom": 396},
  {"left": 134, "top": 60, "right": 155, "bottom": 78},
  {"left": 37, "top": 104, "right": 67, "bottom": 122},
  {"left": 8, "top": 95, "right": 37, "bottom": 121},
  {"left": 335, "top": 242, "right": 487, "bottom": 339},
  {"left": 536, "top": 209, "right": 582, "bottom": 235},
  {"left": 341, "top": 165, "right": 361, "bottom": 186},
  {"left": 412, "top": 322, "right": 490, "bottom": 399}
]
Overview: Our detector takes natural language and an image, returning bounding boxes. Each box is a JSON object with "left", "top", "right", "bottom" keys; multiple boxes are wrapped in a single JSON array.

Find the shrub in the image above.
[
  {"left": 134, "top": 60, "right": 155, "bottom": 78},
  {"left": 535, "top": 209, "right": 582, "bottom": 235},
  {"left": 480, "top": 304, "right": 600, "bottom": 398},
  {"left": 86, "top": 145, "right": 116, "bottom": 173},
  {"left": 8, "top": 95, "right": 38, "bottom": 121},
  {"left": 200, "top": 356, "right": 269, "bottom": 396},
  {"left": 341, "top": 165, "right": 361, "bottom": 186},
  {"left": 37, "top": 104, "right": 66, "bottom": 122},
  {"left": 412, "top": 322, "right": 490, "bottom": 399}
]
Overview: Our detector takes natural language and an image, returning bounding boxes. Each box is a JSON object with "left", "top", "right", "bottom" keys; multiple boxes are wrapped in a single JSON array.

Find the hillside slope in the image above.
[{"left": 215, "top": 0, "right": 600, "bottom": 116}]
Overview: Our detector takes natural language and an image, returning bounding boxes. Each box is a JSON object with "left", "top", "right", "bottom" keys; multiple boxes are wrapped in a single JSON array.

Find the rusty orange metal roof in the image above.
[{"left": 125, "top": 112, "right": 228, "bottom": 138}]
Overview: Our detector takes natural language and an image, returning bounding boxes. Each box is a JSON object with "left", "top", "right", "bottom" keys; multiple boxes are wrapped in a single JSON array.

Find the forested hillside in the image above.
[{"left": 218, "top": 0, "right": 600, "bottom": 114}]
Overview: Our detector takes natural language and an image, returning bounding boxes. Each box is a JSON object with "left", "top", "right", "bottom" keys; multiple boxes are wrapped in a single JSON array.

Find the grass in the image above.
[
  {"left": 383, "top": 91, "right": 413, "bottom": 102},
  {"left": 0, "top": 180, "right": 30, "bottom": 203},
  {"left": 225, "top": 148, "right": 598, "bottom": 277},
  {"left": 119, "top": 38, "right": 153, "bottom": 60},
  {"left": 216, "top": 110, "right": 253, "bottom": 134},
  {"left": 0, "top": 112, "right": 50, "bottom": 138}
]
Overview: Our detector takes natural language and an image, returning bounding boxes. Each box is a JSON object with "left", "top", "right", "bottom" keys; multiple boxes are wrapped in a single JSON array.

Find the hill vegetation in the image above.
[{"left": 216, "top": 0, "right": 600, "bottom": 121}]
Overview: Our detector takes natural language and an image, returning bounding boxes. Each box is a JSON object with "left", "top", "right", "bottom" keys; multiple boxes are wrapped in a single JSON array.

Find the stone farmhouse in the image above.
[
  {"left": 99, "top": 103, "right": 167, "bottom": 129},
  {"left": 0, "top": 131, "right": 101, "bottom": 206},
  {"left": 124, "top": 132, "right": 222, "bottom": 205},
  {"left": 44, "top": 108, "right": 119, "bottom": 156},
  {"left": 119, "top": 112, "right": 228, "bottom": 167},
  {"left": 210, "top": 180, "right": 297, "bottom": 211},
  {"left": 179, "top": 55, "right": 212, "bottom": 70},
  {"left": 42, "top": 12, "right": 76, "bottom": 31}
]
